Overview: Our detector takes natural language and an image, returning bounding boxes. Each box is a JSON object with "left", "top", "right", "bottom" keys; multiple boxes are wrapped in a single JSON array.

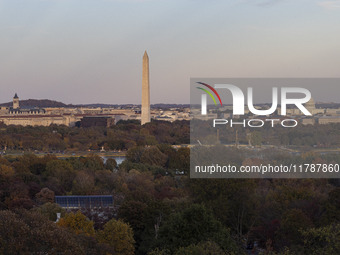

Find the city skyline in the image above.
[{"left": 0, "top": 0, "right": 340, "bottom": 104}]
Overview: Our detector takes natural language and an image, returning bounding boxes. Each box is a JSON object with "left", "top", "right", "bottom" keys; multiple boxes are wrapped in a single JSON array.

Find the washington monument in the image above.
[{"left": 141, "top": 51, "right": 150, "bottom": 125}]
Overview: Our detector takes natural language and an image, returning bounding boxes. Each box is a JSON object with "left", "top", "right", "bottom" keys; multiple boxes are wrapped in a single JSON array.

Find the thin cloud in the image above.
[
  {"left": 238, "top": 0, "right": 288, "bottom": 7},
  {"left": 256, "top": 0, "right": 286, "bottom": 7},
  {"left": 103, "top": 0, "right": 158, "bottom": 2},
  {"left": 318, "top": 0, "right": 340, "bottom": 9}
]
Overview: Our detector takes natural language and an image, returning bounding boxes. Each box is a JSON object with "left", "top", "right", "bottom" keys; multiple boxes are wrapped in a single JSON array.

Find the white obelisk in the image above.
[{"left": 141, "top": 51, "right": 150, "bottom": 125}]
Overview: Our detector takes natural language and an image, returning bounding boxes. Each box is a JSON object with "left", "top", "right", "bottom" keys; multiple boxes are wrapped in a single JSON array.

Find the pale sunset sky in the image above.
[{"left": 0, "top": 0, "right": 339, "bottom": 104}]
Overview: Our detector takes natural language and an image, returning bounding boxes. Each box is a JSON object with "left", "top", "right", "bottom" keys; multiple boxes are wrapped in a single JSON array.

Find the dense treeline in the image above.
[
  {"left": 0, "top": 146, "right": 339, "bottom": 254},
  {"left": 0, "top": 120, "right": 189, "bottom": 152},
  {"left": 0, "top": 120, "right": 339, "bottom": 254},
  {"left": 192, "top": 119, "right": 340, "bottom": 148},
  {"left": 2, "top": 119, "right": 340, "bottom": 152}
]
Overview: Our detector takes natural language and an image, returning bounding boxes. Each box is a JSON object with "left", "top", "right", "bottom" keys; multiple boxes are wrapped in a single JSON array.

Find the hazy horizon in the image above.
[{"left": 1, "top": 0, "right": 340, "bottom": 104}]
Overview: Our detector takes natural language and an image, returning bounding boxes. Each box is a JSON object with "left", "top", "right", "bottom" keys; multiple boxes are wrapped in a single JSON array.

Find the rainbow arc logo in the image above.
[
  {"left": 196, "top": 82, "right": 223, "bottom": 106},
  {"left": 196, "top": 82, "right": 223, "bottom": 115}
]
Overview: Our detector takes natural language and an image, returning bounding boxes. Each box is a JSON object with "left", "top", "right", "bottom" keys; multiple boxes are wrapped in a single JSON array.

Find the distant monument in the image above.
[
  {"left": 141, "top": 51, "right": 150, "bottom": 125},
  {"left": 13, "top": 93, "right": 19, "bottom": 109}
]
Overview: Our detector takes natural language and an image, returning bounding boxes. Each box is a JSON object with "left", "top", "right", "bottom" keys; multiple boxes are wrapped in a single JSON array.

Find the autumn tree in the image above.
[
  {"left": 301, "top": 223, "right": 340, "bottom": 255},
  {"left": 0, "top": 164, "right": 15, "bottom": 179},
  {"left": 57, "top": 211, "right": 95, "bottom": 236},
  {"left": 0, "top": 209, "right": 83, "bottom": 255},
  {"left": 140, "top": 146, "right": 168, "bottom": 167},
  {"left": 35, "top": 187, "right": 55, "bottom": 204},
  {"left": 156, "top": 204, "right": 239, "bottom": 253},
  {"left": 82, "top": 154, "right": 105, "bottom": 171},
  {"left": 188, "top": 179, "right": 258, "bottom": 239},
  {"left": 44, "top": 160, "right": 76, "bottom": 193},
  {"left": 147, "top": 248, "right": 171, "bottom": 255},
  {"left": 97, "top": 218, "right": 135, "bottom": 255},
  {"left": 321, "top": 187, "right": 340, "bottom": 224},
  {"left": 174, "top": 241, "right": 226, "bottom": 255},
  {"left": 33, "top": 202, "right": 66, "bottom": 221},
  {"left": 105, "top": 158, "right": 118, "bottom": 171},
  {"left": 95, "top": 170, "right": 119, "bottom": 193},
  {"left": 72, "top": 170, "right": 95, "bottom": 195},
  {"left": 276, "top": 209, "right": 313, "bottom": 248},
  {"left": 126, "top": 146, "right": 146, "bottom": 163},
  {"left": 168, "top": 147, "right": 190, "bottom": 172}
]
